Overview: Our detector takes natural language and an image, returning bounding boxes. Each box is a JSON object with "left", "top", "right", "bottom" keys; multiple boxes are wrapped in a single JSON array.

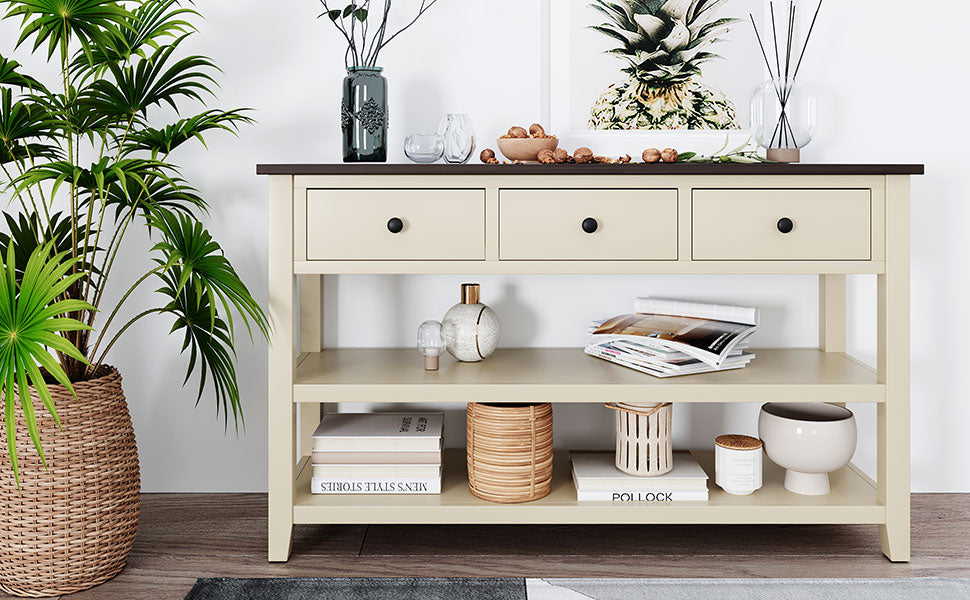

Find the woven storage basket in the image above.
[
  {"left": 606, "top": 402, "right": 673, "bottom": 477},
  {"left": 0, "top": 367, "right": 141, "bottom": 598},
  {"left": 466, "top": 403, "right": 553, "bottom": 503}
]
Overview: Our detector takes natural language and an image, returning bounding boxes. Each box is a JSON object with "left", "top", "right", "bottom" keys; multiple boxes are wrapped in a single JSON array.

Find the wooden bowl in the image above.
[{"left": 496, "top": 137, "right": 558, "bottom": 162}]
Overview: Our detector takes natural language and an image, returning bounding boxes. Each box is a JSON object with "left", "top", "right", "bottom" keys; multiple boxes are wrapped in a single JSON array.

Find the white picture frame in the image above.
[{"left": 540, "top": 0, "right": 777, "bottom": 155}]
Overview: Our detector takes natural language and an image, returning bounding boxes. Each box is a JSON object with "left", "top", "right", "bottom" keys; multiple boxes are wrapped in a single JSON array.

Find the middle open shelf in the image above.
[{"left": 293, "top": 348, "right": 883, "bottom": 404}]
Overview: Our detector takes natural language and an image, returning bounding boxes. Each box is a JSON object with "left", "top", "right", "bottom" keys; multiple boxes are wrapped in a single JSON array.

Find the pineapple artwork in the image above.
[{"left": 587, "top": 0, "right": 742, "bottom": 130}]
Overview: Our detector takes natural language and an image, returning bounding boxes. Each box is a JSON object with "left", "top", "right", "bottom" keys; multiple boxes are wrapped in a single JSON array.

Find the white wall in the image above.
[{"left": 2, "top": 1, "right": 967, "bottom": 492}]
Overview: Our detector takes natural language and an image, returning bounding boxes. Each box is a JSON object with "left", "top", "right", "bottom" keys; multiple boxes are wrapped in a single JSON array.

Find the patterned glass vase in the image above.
[{"left": 341, "top": 67, "right": 388, "bottom": 163}]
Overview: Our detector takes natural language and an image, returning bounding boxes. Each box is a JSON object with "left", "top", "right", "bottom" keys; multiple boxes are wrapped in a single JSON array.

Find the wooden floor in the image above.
[{"left": 4, "top": 493, "right": 969, "bottom": 600}]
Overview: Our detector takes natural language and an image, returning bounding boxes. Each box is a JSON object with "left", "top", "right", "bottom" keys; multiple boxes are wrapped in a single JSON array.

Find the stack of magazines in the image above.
[{"left": 585, "top": 298, "right": 758, "bottom": 378}]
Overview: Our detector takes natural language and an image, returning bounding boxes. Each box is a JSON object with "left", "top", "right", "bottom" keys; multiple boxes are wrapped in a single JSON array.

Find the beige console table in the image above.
[{"left": 257, "top": 163, "right": 922, "bottom": 563}]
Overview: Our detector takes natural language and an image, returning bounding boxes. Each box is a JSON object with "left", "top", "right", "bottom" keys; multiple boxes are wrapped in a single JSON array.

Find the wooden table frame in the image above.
[{"left": 260, "top": 164, "right": 919, "bottom": 563}]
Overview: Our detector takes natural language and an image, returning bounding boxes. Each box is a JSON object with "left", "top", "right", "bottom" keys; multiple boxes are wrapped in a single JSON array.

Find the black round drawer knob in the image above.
[
  {"left": 387, "top": 217, "right": 404, "bottom": 234},
  {"left": 777, "top": 217, "right": 794, "bottom": 234},
  {"left": 582, "top": 218, "right": 599, "bottom": 234}
]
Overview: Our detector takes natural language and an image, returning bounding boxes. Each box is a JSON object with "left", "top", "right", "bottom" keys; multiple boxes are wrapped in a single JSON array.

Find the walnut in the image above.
[
  {"left": 529, "top": 123, "right": 546, "bottom": 137},
  {"left": 480, "top": 148, "right": 496, "bottom": 163},
  {"left": 487, "top": 158, "right": 500, "bottom": 164},
  {"left": 642, "top": 148, "right": 661, "bottom": 163},
  {"left": 618, "top": 154, "right": 631, "bottom": 164},
  {"left": 574, "top": 147, "right": 593, "bottom": 163},
  {"left": 553, "top": 148, "right": 569, "bottom": 163},
  {"left": 508, "top": 126, "right": 529, "bottom": 138},
  {"left": 661, "top": 148, "right": 679, "bottom": 163},
  {"left": 537, "top": 148, "right": 556, "bottom": 164},
  {"left": 593, "top": 156, "right": 614, "bottom": 164}
]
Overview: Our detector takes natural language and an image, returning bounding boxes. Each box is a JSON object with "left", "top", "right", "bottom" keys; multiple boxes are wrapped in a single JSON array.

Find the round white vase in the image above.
[
  {"left": 441, "top": 283, "right": 500, "bottom": 362},
  {"left": 758, "top": 402, "right": 856, "bottom": 496}
]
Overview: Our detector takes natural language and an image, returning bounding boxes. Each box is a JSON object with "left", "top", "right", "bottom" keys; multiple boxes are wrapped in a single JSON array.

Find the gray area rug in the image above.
[
  {"left": 184, "top": 577, "right": 526, "bottom": 600},
  {"left": 185, "top": 577, "right": 970, "bottom": 600},
  {"left": 533, "top": 578, "right": 970, "bottom": 600}
]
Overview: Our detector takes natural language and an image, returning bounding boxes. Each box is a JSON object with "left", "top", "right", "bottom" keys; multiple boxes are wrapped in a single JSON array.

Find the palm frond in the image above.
[
  {"left": 105, "top": 173, "right": 207, "bottom": 221},
  {"left": 148, "top": 208, "right": 268, "bottom": 344},
  {"left": 0, "top": 87, "right": 58, "bottom": 165},
  {"left": 70, "top": 0, "right": 199, "bottom": 78},
  {"left": 0, "top": 54, "right": 45, "bottom": 90},
  {"left": 124, "top": 109, "right": 254, "bottom": 158},
  {"left": 0, "top": 0, "right": 131, "bottom": 63},
  {"left": 81, "top": 36, "right": 219, "bottom": 118},
  {"left": 0, "top": 241, "right": 92, "bottom": 487},
  {"left": 159, "top": 280, "right": 242, "bottom": 429},
  {"left": 0, "top": 211, "right": 98, "bottom": 281}
]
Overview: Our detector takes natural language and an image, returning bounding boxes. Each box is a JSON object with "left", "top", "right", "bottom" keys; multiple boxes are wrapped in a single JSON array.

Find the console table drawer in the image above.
[
  {"left": 305, "top": 189, "right": 485, "bottom": 260},
  {"left": 499, "top": 189, "right": 678, "bottom": 260},
  {"left": 692, "top": 189, "right": 872, "bottom": 261}
]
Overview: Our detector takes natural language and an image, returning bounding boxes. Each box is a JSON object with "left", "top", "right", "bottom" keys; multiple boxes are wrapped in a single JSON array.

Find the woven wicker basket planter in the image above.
[
  {"left": 607, "top": 402, "right": 673, "bottom": 477},
  {"left": 0, "top": 367, "right": 141, "bottom": 598},
  {"left": 466, "top": 403, "right": 553, "bottom": 503}
]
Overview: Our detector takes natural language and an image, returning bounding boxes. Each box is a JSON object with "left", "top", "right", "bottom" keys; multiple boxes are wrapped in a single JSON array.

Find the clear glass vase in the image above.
[
  {"left": 403, "top": 132, "right": 444, "bottom": 164},
  {"left": 342, "top": 67, "right": 387, "bottom": 163},
  {"left": 438, "top": 114, "right": 476, "bottom": 164},
  {"left": 750, "top": 78, "right": 816, "bottom": 163}
]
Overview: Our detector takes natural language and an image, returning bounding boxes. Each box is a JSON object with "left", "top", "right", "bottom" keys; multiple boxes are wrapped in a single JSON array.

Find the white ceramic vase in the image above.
[
  {"left": 441, "top": 283, "right": 500, "bottom": 362},
  {"left": 758, "top": 402, "right": 857, "bottom": 496}
]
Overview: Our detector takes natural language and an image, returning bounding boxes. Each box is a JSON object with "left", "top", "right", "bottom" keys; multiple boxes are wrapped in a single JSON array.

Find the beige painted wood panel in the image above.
[
  {"left": 265, "top": 170, "right": 912, "bottom": 563},
  {"left": 305, "top": 189, "right": 485, "bottom": 260},
  {"left": 293, "top": 450, "right": 884, "bottom": 525},
  {"left": 291, "top": 348, "right": 884, "bottom": 405},
  {"left": 692, "top": 189, "right": 872, "bottom": 261},
  {"left": 499, "top": 189, "right": 678, "bottom": 260}
]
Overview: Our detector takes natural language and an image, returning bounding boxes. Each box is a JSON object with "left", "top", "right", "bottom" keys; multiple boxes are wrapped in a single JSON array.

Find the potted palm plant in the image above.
[{"left": 0, "top": 1, "right": 267, "bottom": 596}]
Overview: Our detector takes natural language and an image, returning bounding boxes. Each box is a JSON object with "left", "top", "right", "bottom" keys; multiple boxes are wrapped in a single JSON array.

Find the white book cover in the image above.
[
  {"left": 310, "top": 477, "right": 441, "bottom": 495},
  {"left": 570, "top": 451, "right": 709, "bottom": 492},
  {"left": 576, "top": 490, "right": 709, "bottom": 502},
  {"left": 312, "top": 413, "right": 443, "bottom": 451},
  {"left": 310, "top": 450, "right": 442, "bottom": 465},
  {"left": 312, "top": 464, "right": 442, "bottom": 479}
]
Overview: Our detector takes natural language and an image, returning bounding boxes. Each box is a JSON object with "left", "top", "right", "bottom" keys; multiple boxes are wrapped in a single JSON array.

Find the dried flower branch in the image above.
[{"left": 317, "top": 0, "right": 441, "bottom": 69}]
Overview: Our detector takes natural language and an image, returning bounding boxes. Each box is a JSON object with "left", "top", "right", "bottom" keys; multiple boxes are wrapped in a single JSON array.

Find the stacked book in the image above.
[
  {"left": 586, "top": 297, "right": 758, "bottom": 377},
  {"left": 571, "top": 451, "right": 709, "bottom": 502},
  {"left": 310, "top": 413, "right": 443, "bottom": 495}
]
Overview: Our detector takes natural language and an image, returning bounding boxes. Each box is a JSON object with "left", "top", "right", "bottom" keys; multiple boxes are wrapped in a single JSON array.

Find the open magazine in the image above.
[{"left": 586, "top": 298, "right": 758, "bottom": 374}]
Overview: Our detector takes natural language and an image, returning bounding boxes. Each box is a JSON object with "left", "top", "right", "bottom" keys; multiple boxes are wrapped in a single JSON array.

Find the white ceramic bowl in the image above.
[{"left": 758, "top": 403, "right": 857, "bottom": 496}]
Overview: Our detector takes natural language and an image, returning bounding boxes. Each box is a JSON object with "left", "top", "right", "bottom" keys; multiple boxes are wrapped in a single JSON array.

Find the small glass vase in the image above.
[
  {"left": 342, "top": 67, "right": 388, "bottom": 163},
  {"left": 403, "top": 133, "right": 444, "bottom": 164},
  {"left": 438, "top": 114, "right": 476, "bottom": 164},
  {"left": 750, "top": 77, "right": 816, "bottom": 163}
]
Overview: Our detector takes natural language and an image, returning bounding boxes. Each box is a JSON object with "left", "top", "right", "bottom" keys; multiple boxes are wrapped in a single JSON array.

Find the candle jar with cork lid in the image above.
[{"left": 715, "top": 434, "right": 763, "bottom": 496}]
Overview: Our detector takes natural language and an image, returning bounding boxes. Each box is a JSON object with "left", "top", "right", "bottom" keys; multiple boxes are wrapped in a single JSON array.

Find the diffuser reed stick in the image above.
[{"left": 749, "top": 0, "right": 823, "bottom": 151}]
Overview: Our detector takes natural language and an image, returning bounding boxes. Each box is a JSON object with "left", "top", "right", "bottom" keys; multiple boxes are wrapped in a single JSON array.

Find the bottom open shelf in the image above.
[{"left": 292, "top": 449, "right": 884, "bottom": 526}]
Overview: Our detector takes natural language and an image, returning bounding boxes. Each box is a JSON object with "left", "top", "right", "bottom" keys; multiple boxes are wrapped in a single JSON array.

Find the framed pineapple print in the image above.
[{"left": 542, "top": 0, "right": 767, "bottom": 153}]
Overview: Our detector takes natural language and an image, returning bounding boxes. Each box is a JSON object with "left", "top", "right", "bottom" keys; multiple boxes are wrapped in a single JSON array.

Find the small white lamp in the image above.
[{"left": 417, "top": 320, "right": 446, "bottom": 371}]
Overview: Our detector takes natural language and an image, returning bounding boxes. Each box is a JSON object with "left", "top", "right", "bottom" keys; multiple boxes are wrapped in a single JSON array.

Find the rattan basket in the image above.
[
  {"left": 0, "top": 367, "right": 141, "bottom": 598},
  {"left": 466, "top": 403, "right": 553, "bottom": 503},
  {"left": 606, "top": 402, "right": 673, "bottom": 477}
]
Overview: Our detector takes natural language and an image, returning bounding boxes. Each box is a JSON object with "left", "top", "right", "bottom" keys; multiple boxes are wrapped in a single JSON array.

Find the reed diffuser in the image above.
[{"left": 749, "top": 1, "right": 823, "bottom": 162}]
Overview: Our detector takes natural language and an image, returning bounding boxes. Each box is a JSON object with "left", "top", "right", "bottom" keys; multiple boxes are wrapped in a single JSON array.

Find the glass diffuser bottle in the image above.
[{"left": 750, "top": 77, "right": 816, "bottom": 163}]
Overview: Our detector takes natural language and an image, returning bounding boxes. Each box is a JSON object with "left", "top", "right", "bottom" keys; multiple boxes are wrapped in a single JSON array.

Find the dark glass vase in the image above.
[{"left": 341, "top": 67, "right": 387, "bottom": 162}]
